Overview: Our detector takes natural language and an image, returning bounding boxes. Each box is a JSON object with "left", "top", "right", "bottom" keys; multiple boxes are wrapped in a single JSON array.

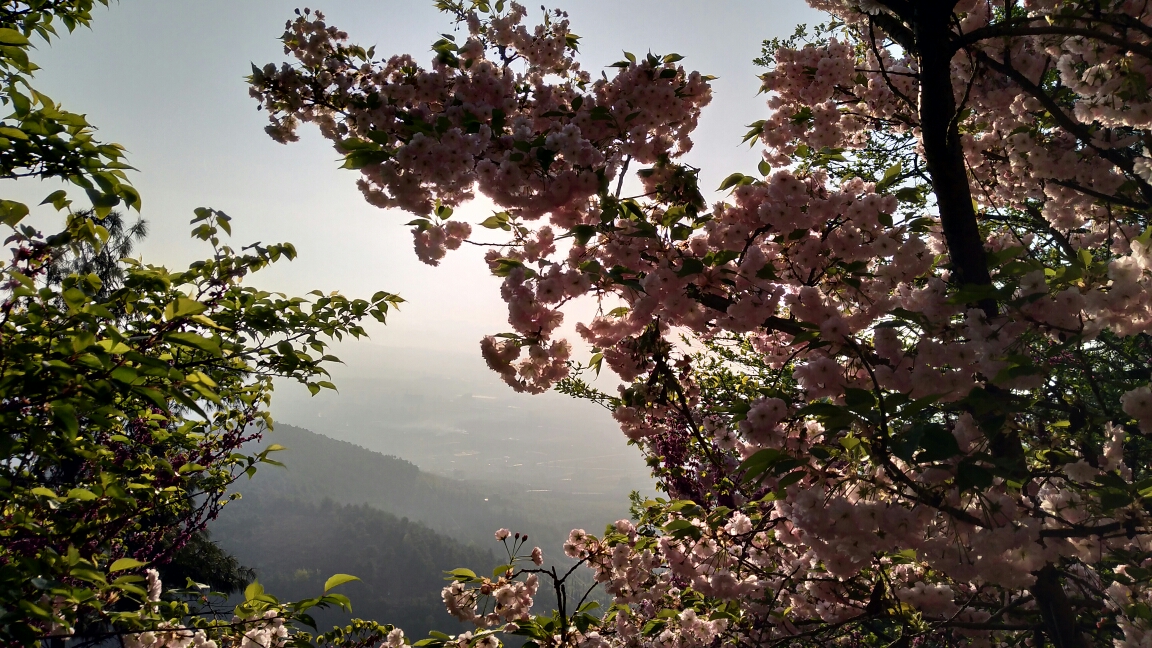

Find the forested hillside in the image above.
[
  {"left": 211, "top": 496, "right": 487, "bottom": 637},
  {"left": 208, "top": 423, "right": 621, "bottom": 634},
  {"left": 230, "top": 423, "right": 634, "bottom": 551}
]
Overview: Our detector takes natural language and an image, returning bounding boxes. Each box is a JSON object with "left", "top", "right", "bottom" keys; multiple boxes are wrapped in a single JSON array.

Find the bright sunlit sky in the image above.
[{"left": 7, "top": 0, "right": 820, "bottom": 428}]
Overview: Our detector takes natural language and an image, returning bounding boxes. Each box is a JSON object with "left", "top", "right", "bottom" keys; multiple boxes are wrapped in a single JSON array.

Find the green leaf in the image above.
[
  {"left": 109, "top": 558, "right": 147, "bottom": 573},
  {"left": 985, "top": 246, "right": 1025, "bottom": 269},
  {"left": 67, "top": 488, "right": 98, "bottom": 501},
  {"left": 797, "top": 401, "right": 856, "bottom": 431},
  {"left": 323, "top": 573, "right": 360, "bottom": 592},
  {"left": 0, "top": 199, "right": 29, "bottom": 226},
  {"left": 677, "top": 258, "right": 705, "bottom": 277},
  {"left": 1097, "top": 487, "right": 1133, "bottom": 512},
  {"left": 757, "top": 159, "right": 771, "bottom": 176},
  {"left": 663, "top": 519, "right": 702, "bottom": 539},
  {"left": 790, "top": 106, "right": 813, "bottom": 125},
  {"left": 916, "top": 423, "right": 962, "bottom": 462},
  {"left": 948, "top": 283, "right": 1009, "bottom": 305},
  {"left": 842, "top": 387, "right": 876, "bottom": 412},
  {"left": 589, "top": 352, "right": 603, "bottom": 376},
  {"left": 1077, "top": 247, "right": 1094, "bottom": 268},
  {"left": 742, "top": 120, "right": 766, "bottom": 146},
  {"left": 480, "top": 212, "right": 510, "bottom": 229},
  {"left": 490, "top": 257, "right": 526, "bottom": 278},
  {"left": 164, "top": 296, "right": 207, "bottom": 320},
  {"left": 245, "top": 581, "right": 264, "bottom": 600},
  {"left": 898, "top": 393, "right": 942, "bottom": 417},
  {"left": 445, "top": 568, "right": 477, "bottom": 581},
  {"left": 61, "top": 287, "right": 87, "bottom": 309},
  {"left": 756, "top": 264, "right": 778, "bottom": 280},
  {"left": 338, "top": 138, "right": 379, "bottom": 151},
  {"left": 51, "top": 401, "right": 79, "bottom": 439},
  {"left": 956, "top": 460, "right": 993, "bottom": 491},
  {"left": 590, "top": 105, "right": 614, "bottom": 121},
  {"left": 0, "top": 126, "right": 27, "bottom": 141},
  {"left": 717, "top": 173, "right": 753, "bottom": 191},
  {"left": 98, "top": 339, "right": 132, "bottom": 354},
  {"left": 737, "top": 448, "right": 784, "bottom": 483},
  {"left": 777, "top": 470, "right": 806, "bottom": 490},
  {"left": 341, "top": 149, "right": 392, "bottom": 169},
  {"left": 166, "top": 332, "right": 221, "bottom": 356},
  {"left": 877, "top": 162, "right": 902, "bottom": 189},
  {"left": 0, "top": 28, "right": 29, "bottom": 45},
  {"left": 894, "top": 186, "right": 921, "bottom": 202},
  {"left": 572, "top": 224, "right": 597, "bottom": 246}
]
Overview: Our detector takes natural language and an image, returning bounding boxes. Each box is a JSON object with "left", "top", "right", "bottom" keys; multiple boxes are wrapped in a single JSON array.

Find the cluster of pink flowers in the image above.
[
  {"left": 123, "top": 625, "right": 220, "bottom": 648},
  {"left": 412, "top": 220, "right": 471, "bottom": 266},
  {"left": 443, "top": 530, "right": 541, "bottom": 629},
  {"left": 120, "top": 571, "right": 292, "bottom": 648},
  {"left": 557, "top": 522, "right": 732, "bottom": 648},
  {"left": 250, "top": 2, "right": 710, "bottom": 236}
]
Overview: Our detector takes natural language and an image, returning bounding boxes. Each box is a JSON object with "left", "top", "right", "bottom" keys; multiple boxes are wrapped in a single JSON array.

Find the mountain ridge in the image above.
[{"left": 229, "top": 422, "right": 635, "bottom": 555}]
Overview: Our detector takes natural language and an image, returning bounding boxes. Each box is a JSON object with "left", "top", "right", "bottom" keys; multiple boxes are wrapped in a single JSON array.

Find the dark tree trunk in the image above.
[
  {"left": 1033, "top": 564, "right": 1088, "bottom": 648},
  {"left": 890, "top": 4, "right": 1087, "bottom": 646},
  {"left": 910, "top": 3, "right": 993, "bottom": 291}
]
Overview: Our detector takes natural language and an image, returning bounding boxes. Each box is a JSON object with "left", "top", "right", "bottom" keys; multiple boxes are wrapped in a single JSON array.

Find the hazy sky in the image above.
[{"left": 7, "top": 1, "right": 820, "bottom": 465}]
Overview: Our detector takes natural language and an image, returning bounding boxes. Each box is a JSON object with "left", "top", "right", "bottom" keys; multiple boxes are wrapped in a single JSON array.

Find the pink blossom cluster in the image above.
[
  {"left": 413, "top": 220, "right": 472, "bottom": 266},
  {"left": 560, "top": 522, "right": 732, "bottom": 648},
  {"left": 123, "top": 625, "right": 220, "bottom": 648},
  {"left": 1107, "top": 576, "right": 1152, "bottom": 648},
  {"left": 443, "top": 530, "right": 541, "bottom": 629},
  {"left": 251, "top": 3, "right": 710, "bottom": 223},
  {"left": 443, "top": 577, "right": 540, "bottom": 628},
  {"left": 120, "top": 571, "right": 290, "bottom": 648}
]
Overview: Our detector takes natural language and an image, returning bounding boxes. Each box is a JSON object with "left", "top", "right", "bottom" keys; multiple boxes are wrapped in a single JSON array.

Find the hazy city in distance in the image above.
[{"left": 270, "top": 342, "right": 654, "bottom": 501}]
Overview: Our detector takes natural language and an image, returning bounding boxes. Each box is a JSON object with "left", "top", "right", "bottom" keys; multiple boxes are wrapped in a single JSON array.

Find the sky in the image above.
[{"left": 5, "top": 0, "right": 820, "bottom": 479}]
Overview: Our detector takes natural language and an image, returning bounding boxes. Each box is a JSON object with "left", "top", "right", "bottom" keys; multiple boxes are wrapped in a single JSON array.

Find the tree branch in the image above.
[
  {"left": 956, "top": 24, "right": 1152, "bottom": 62},
  {"left": 912, "top": 4, "right": 994, "bottom": 298},
  {"left": 974, "top": 50, "right": 1152, "bottom": 205},
  {"left": 1033, "top": 564, "right": 1088, "bottom": 648}
]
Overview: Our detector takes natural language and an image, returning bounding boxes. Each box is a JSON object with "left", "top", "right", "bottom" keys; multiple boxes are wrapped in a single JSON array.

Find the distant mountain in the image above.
[
  {"left": 268, "top": 344, "right": 653, "bottom": 499},
  {"left": 211, "top": 494, "right": 487, "bottom": 637},
  {"left": 231, "top": 423, "right": 635, "bottom": 552}
]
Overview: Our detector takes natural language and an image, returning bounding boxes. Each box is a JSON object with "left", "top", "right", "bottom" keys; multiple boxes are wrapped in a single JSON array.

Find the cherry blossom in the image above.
[{"left": 254, "top": 0, "right": 1152, "bottom": 645}]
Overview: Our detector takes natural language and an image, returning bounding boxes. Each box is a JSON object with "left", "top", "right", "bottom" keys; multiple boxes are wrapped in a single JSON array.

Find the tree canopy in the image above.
[
  {"left": 0, "top": 2, "right": 401, "bottom": 647},
  {"left": 251, "top": 0, "right": 1152, "bottom": 645}
]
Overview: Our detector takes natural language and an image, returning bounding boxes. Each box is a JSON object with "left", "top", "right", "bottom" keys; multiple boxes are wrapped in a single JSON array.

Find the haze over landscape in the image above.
[
  {"left": 9, "top": 0, "right": 1151, "bottom": 642},
  {"left": 1, "top": 0, "right": 815, "bottom": 498},
  {"left": 0, "top": 0, "right": 815, "bottom": 633}
]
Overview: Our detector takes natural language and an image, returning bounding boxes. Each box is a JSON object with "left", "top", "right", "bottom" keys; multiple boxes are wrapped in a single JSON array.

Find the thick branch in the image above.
[
  {"left": 868, "top": 11, "right": 915, "bottom": 51},
  {"left": 912, "top": 5, "right": 993, "bottom": 292},
  {"left": 691, "top": 290, "right": 806, "bottom": 336},
  {"left": 1047, "top": 177, "right": 1149, "bottom": 210},
  {"left": 975, "top": 50, "right": 1152, "bottom": 205},
  {"left": 1033, "top": 564, "right": 1088, "bottom": 648},
  {"left": 956, "top": 24, "right": 1152, "bottom": 62}
]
